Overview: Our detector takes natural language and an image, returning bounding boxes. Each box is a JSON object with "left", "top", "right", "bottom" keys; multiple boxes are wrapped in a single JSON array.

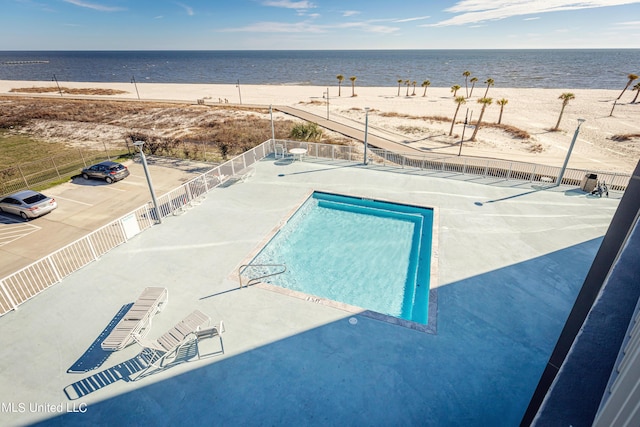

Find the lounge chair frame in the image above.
[
  {"left": 131, "top": 310, "right": 223, "bottom": 381},
  {"left": 101, "top": 287, "right": 168, "bottom": 351}
]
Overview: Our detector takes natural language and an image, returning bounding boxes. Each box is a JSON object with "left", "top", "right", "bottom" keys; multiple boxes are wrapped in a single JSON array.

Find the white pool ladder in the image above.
[{"left": 238, "top": 263, "right": 287, "bottom": 288}]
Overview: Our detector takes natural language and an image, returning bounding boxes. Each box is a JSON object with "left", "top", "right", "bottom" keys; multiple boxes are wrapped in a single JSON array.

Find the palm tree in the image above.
[
  {"left": 421, "top": 80, "right": 431, "bottom": 97},
  {"left": 462, "top": 70, "right": 471, "bottom": 97},
  {"left": 469, "top": 77, "right": 478, "bottom": 98},
  {"left": 553, "top": 93, "right": 575, "bottom": 131},
  {"left": 349, "top": 76, "right": 357, "bottom": 97},
  {"left": 397, "top": 79, "right": 403, "bottom": 96},
  {"left": 411, "top": 81, "right": 417, "bottom": 96},
  {"left": 450, "top": 96, "right": 467, "bottom": 136},
  {"left": 496, "top": 98, "right": 508, "bottom": 124},
  {"left": 470, "top": 97, "right": 493, "bottom": 141},
  {"left": 632, "top": 82, "right": 640, "bottom": 103},
  {"left": 483, "top": 78, "right": 494, "bottom": 98},
  {"left": 405, "top": 80, "right": 410, "bottom": 96},
  {"left": 336, "top": 74, "right": 344, "bottom": 97},
  {"left": 451, "top": 84, "right": 461, "bottom": 97},
  {"left": 617, "top": 73, "right": 639, "bottom": 100}
]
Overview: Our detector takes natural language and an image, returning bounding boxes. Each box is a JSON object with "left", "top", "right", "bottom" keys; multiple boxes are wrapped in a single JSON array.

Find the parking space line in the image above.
[
  {"left": 99, "top": 185, "right": 127, "bottom": 192},
  {"left": 0, "top": 219, "right": 41, "bottom": 246},
  {"left": 52, "top": 195, "right": 94, "bottom": 206},
  {"left": 118, "top": 179, "right": 146, "bottom": 187}
]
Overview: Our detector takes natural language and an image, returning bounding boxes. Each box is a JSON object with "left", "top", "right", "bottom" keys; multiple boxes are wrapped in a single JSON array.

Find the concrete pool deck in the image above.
[{"left": 0, "top": 156, "right": 621, "bottom": 426}]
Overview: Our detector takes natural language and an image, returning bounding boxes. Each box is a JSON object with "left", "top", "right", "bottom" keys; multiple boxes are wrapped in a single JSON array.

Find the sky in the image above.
[{"left": 2, "top": 0, "right": 640, "bottom": 50}]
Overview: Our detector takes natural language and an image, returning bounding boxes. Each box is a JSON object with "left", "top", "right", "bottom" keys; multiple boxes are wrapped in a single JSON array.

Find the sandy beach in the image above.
[{"left": 1, "top": 80, "right": 638, "bottom": 174}]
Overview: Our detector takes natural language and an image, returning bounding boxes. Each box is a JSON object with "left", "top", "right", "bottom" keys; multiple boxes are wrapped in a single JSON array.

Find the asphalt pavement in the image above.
[{"left": 0, "top": 157, "right": 214, "bottom": 278}]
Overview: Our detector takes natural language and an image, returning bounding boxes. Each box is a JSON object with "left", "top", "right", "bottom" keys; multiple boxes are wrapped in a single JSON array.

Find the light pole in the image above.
[
  {"left": 556, "top": 118, "right": 586, "bottom": 186},
  {"left": 458, "top": 108, "right": 469, "bottom": 156},
  {"left": 363, "top": 107, "right": 370, "bottom": 165},
  {"left": 131, "top": 75, "right": 140, "bottom": 100},
  {"left": 270, "top": 104, "right": 275, "bottom": 144},
  {"left": 52, "top": 74, "right": 62, "bottom": 96},
  {"left": 236, "top": 79, "right": 242, "bottom": 104},
  {"left": 133, "top": 141, "right": 162, "bottom": 224},
  {"left": 323, "top": 88, "right": 329, "bottom": 120}
]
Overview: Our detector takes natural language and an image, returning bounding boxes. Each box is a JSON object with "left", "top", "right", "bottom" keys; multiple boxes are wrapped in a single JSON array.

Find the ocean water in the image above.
[{"left": 0, "top": 49, "right": 638, "bottom": 89}]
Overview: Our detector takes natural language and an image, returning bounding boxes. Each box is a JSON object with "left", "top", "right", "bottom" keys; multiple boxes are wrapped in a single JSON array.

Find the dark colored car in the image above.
[
  {"left": 0, "top": 190, "right": 58, "bottom": 220},
  {"left": 81, "top": 161, "right": 130, "bottom": 184}
]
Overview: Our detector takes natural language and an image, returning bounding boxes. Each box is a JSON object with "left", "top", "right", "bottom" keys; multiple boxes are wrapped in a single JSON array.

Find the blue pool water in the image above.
[{"left": 248, "top": 192, "right": 433, "bottom": 324}]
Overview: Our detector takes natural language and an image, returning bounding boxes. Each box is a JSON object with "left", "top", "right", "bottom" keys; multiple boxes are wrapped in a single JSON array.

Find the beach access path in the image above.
[{"left": 274, "top": 106, "right": 425, "bottom": 155}]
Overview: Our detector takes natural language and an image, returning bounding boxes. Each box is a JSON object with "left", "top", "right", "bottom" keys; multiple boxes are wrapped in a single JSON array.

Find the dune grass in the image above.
[
  {"left": 611, "top": 133, "right": 640, "bottom": 142},
  {"left": 9, "top": 87, "right": 128, "bottom": 96}
]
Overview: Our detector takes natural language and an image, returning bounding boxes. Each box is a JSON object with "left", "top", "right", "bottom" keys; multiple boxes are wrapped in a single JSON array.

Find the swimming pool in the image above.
[{"left": 244, "top": 191, "right": 434, "bottom": 326}]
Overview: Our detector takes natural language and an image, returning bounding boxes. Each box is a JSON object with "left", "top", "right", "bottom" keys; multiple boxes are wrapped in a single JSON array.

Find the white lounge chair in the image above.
[
  {"left": 101, "top": 287, "right": 168, "bottom": 351},
  {"left": 131, "top": 309, "right": 222, "bottom": 380},
  {"left": 191, "top": 321, "right": 225, "bottom": 359}
]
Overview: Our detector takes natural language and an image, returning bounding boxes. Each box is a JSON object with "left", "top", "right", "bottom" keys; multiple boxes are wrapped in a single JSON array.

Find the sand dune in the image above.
[{"left": 1, "top": 80, "right": 638, "bottom": 174}]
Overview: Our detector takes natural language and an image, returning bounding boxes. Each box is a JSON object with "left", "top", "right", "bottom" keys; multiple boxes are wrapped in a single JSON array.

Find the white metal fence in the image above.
[
  {"left": 0, "top": 138, "right": 631, "bottom": 316},
  {"left": 0, "top": 141, "right": 271, "bottom": 316},
  {"left": 276, "top": 140, "right": 631, "bottom": 192},
  {"left": 0, "top": 147, "right": 131, "bottom": 197}
]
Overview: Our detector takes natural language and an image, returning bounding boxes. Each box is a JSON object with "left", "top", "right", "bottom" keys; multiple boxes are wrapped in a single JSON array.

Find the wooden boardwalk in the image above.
[{"left": 274, "top": 105, "right": 426, "bottom": 155}]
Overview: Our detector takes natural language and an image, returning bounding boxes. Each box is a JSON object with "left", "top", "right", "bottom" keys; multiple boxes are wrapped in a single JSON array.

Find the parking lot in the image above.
[{"left": 0, "top": 157, "right": 214, "bottom": 278}]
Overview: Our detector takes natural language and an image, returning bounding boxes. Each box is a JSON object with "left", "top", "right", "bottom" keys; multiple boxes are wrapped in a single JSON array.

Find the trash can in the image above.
[{"left": 581, "top": 173, "right": 598, "bottom": 193}]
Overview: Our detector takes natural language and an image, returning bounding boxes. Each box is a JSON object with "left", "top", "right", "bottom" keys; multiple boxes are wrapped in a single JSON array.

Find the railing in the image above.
[
  {"left": 0, "top": 203, "right": 155, "bottom": 315},
  {"left": 0, "top": 141, "right": 273, "bottom": 317},
  {"left": 0, "top": 137, "right": 631, "bottom": 317},
  {"left": 275, "top": 140, "right": 631, "bottom": 192},
  {"left": 0, "top": 147, "right": 130, "bottom": 197},
  {"left": 238, "top": 264, "right": 287, "bottom": 288}
]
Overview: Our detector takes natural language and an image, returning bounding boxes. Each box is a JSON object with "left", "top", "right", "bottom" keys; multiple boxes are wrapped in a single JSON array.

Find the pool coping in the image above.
[{"left": 232, "top": 189, "right": 440, "bottom": 334}]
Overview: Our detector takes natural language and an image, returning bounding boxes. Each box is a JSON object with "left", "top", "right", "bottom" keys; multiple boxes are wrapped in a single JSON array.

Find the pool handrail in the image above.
[{"left": 238, "top": 263, "right": 287, "bottom": 288}]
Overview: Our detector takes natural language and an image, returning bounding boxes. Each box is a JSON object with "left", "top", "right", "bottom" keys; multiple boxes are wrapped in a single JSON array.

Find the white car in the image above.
[{"left": 0, "top": 190, "right": 57, "bottom": 220}]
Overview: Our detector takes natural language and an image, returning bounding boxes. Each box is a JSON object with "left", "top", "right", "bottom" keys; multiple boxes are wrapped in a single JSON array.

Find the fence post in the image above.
[
  {"left": 185, "top": 183, "right": 194, "bottom": 204},
  {"left": 46, "top": 256, "right": 63, "bottom": 283},
  {"left": 79, "top": 149, "right": 87, "bottom": 168},
  {"left": 144, "top": 204, "right": 153, "bottom": 227},
  {"left": 87, "top": 236, "right": 99, "bottom": 261},
  {"left": 51, "top": 156, "right": 61, "bottom": 179},
  {"left": 103, "top": 142, "right": 111, "bottom": 161},
  {"left": 530, "top": 165, "right": 537, "bottom": 182},
  {"left": 17, "top": 165, "right": 29, "bottom": 188},
  {"left": 117, "top": 217, "right": 129, "bottom": 243}
]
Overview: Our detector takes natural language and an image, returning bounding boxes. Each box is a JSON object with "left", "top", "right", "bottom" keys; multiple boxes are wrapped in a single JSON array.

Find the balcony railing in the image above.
[{"left": 0, "top": 139, "right": 630, "bottom": 316}]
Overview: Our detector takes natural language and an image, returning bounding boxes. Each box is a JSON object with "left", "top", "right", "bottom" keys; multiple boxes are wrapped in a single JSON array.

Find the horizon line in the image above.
[{"left": 1, "top": 47, "right": 639, "bottom": 52}]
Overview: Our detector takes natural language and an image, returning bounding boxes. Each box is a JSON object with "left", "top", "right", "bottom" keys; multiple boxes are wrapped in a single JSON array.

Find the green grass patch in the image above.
[
  {"left": 0, "top": 131, "right": 76, "bottom": 168},
  {"left": 0, "top": 131, "right": 131, "bottom": 195}
]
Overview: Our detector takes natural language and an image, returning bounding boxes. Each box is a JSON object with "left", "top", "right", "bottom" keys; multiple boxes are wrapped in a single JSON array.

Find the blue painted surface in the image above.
[{"left": 0, "top": 159, "right": 618, "bottom": 427}]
